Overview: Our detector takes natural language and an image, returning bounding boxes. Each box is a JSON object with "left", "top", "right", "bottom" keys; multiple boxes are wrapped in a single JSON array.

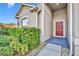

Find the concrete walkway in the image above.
[
  {"left": 28, "top": 37, "right": 70, "bottom": 56},
  {"left": 37, "top": 43, "right": 62, "bottom": 56}
]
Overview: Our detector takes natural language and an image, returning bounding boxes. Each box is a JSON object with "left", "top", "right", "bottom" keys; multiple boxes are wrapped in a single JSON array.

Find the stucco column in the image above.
[
  {"left": 17, "top": 18, "right": 22, "bottom": 28},
  {"left": 41, "top": 3, "right": 44, "bottom": 35},
  {"left": 67, "top": 3, "right": 73, "bottom": 56},
  {"left": 39, "top": 3, "right": 45, "bottom": 42},
  {"left": 36, "top": 12, "right": 38, "bottom": 28},
  {"left": 16, "top": 19, "right": 19, "bottom": 28}
]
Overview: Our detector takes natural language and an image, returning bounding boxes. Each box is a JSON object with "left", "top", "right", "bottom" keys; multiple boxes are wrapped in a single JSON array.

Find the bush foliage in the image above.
[{"left": 0, "top": 28, "right": 40, "bottom": 56}]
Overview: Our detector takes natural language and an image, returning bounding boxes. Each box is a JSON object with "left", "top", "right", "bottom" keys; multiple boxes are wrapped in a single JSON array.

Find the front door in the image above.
[{"left": 56, "top": 21, "right": 63, "bottom": 36}]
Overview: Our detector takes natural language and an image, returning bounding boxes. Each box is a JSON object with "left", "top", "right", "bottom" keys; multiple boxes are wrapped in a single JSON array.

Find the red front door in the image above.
[{"left": 56, "top": 21, "right": 63, "bottom": 36}]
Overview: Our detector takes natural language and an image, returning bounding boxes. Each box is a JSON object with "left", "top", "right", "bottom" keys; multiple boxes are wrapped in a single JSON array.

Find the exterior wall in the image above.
[
  {"left": 72, "top": 3, "right": 79, "bottom": 56},
  {"left": 27, "top": 12, "right": 37, "bottom": 27},
  {"left": 37, "top": 10, "right": 43, "bottom": 42},
  {"left": 43, "top": 4, "right": 53, "bottom": 41},
  {"left": 67, "top": 4, "right": 72, "bottom": 55},
  {"left": 37, "top": 11, "right": 42, "bottom": 30},
  {"left": 73, "top": 4, "right": 79, "bottom": 39},
  {"left": 42, "top": 4, "right": 68, "bottom": 42},
  {"left": 16, "top": 5, "right": 33, "bottom": 28},
  {"left": 52, "top": 8, "right": 67, "bottom": 38},
  {"left": 18, "top": 12, "right": 37, "bottom": 27},
  {"left": 16, "top": 5, "right": 37, "bottom": 28},
  {"left": 17, "top": 5, "right": 31, "bottom": 17}
]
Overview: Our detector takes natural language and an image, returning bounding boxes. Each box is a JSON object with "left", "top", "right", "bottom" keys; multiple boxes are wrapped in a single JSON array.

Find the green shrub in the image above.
[
  {"left": 0, "top": 27, "right": 40, "bottom": 55},
  {"left": 18, "top": 43, "right": 29, "bottom": 55},
  {"left": 1, "top": 28, "right": 40, "bottom": 49},
  {"left": 1, "top": 28, "right": 24, "bottom": 38},
  {"left": 0, "top": 35, "right": 29, "bottom": 56},
  {"left": 19, "top": 28, "right": 40, "bottom": 50},
  {"left": 0, "top": 35, "right": 10, "bottom": 47},
  {"left": 0, "top": 35, "right": 16, "bottom": 55},
  {"left": 0, "top": 30, "right": 6, "bottom": 35},
  {"left": 0, "top": 46, "right": 14, "bottom": 56},
  {"left": 10, "top": 38, "right": 29, "bottom": 55}
]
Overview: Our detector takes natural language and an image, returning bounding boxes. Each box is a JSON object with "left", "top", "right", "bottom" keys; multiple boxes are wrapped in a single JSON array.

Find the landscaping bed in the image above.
[{"left": 0, "top": 28, "right": 40, "bottom": 56}]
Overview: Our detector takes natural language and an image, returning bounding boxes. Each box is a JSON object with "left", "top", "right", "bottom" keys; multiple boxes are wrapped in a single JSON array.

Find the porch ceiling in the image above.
[{"left": 46, "top": 3, "right": 67, "bottom": 11}]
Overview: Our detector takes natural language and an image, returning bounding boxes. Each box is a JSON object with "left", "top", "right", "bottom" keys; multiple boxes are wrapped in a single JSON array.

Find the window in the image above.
[{"left": 22, "top": 19, "right": 29, "bottom": 27}]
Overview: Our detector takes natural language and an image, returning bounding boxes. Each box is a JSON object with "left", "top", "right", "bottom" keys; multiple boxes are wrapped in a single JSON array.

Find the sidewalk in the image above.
[
  {"left": 27, "top": 42, "right": 69, "bottom": 56},
  {"left": 37, "top": 43, "right": 61, "bottom": 56}
]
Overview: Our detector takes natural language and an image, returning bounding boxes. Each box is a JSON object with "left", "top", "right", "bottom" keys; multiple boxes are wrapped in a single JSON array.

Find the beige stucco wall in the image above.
[
  {"left": 17, "top": 5, "right": 32, "bottom": 17},
  {"left": 72, "top": 3, "right": 79, "bottom": 56},
  {"left": 17, "top": 5, "right": 37, "bottom": 27},
  {"left": 18, "top": 12, "right": 37, "bottom": 27},
  {"left": 43, "top": 4, "right": 53, "bottom": 41},
  {"left": 52, "top": 8, "right": 67, "bottom": 38},
  {"left": 73, "top": 4, "right": 79, "bottom": 39},
  {"left": 42, "top": 4, "right": 68, "bottom": 42},
  {"left": 27, "top": 12, "right": 36, "bottom": 27},
  {"left": 37, "top": 10, "right": 43, "bottom": 42}
]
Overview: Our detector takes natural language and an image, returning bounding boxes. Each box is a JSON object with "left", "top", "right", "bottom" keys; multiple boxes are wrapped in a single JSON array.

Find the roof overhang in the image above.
[
  {"left": 16, "top": 4, "right": 38, "bottom": 19},
  {"left": 46, "top": 3, "right": 67, "bottom": 11}
]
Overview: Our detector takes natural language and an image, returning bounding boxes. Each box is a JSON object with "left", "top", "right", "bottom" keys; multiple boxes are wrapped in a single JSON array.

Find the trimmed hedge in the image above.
[{"left": 0, "top": 27, "right": 40, "bottom": 55}]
